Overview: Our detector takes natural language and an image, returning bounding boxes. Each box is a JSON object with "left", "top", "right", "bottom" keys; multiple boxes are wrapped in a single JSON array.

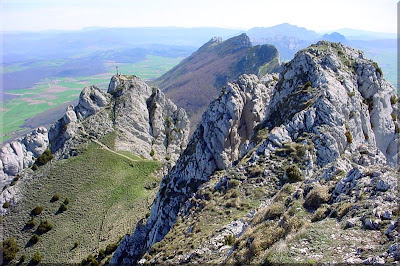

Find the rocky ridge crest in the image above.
[
  {"left": 112, "top": 41, "right": 399, "bottom": 264},
  {"left": 0, "top": 75, "right": 190, "bottom": 213}
]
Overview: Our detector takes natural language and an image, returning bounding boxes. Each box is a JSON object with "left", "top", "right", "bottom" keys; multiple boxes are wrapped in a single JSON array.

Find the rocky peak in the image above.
[
  {"left": 49, "top": 75, "right": 190, "bottom": 163},
  {"left": 112, "top": 41, "right": 399, "bottom": 264},
  {"left": 111, "top": 73, "right": 278, "bottom": 264},
  {"left": 255, "top": 41, "right": 398, "bottom": 166}
]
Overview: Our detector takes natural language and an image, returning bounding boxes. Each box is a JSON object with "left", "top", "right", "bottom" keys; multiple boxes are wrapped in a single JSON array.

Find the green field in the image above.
[
  {"left": 3, "top": 133, "right": 161, "bottom": 264},
  {"left": 1, "top": 55, "right": 183, "bottom": 143}
]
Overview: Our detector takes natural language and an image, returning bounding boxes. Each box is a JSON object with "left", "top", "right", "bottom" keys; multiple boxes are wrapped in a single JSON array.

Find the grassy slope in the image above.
[{"left": 3, "top": 133, "right": 161, "bottom": 264}]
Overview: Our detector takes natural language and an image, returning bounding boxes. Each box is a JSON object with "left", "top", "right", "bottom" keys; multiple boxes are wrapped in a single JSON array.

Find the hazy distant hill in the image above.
[{"left": 152, "top": 33, "right": 280, "bottom": 132}]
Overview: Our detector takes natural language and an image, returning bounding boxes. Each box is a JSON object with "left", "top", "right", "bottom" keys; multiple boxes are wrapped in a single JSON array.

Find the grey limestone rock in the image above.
[{"left": 111, "top": 74, "right": 275, "bottom": 264}]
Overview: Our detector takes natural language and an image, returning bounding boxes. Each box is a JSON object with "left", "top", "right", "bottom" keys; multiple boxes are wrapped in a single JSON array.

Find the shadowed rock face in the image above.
[{"left": 112, "top": 41, "right": 399, "bottom": 264}]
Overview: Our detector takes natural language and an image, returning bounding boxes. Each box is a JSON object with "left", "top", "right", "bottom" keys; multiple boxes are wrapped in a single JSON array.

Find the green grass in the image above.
[
  {"left": 3, "top": 140, "right": 161, "bottom": 263},
  {"left": 1, "top": 55, "right": 184, "bottom": 143}
]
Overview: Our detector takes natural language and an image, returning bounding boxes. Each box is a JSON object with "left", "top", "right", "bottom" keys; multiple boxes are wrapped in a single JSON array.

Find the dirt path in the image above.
[{"left": 92, "top": 139, "right": 140, "bottom": 163}]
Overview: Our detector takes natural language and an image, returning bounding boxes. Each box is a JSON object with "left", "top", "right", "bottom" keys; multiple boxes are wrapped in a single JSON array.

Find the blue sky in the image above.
[{"left": 1, "top": 0, "right": 397, "bottom": 33}]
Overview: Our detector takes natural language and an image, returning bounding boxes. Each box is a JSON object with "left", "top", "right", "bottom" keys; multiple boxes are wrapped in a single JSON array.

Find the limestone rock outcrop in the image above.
[
  {"left": 112, "top": 41, "right": 399, "bottom": 264},
  {"left": 111, "top": 74, "right": 276, "bottom": 264},
  {"left": 48, "top": 75, "right": 190, "bottom": 163},
  {"left": 0, "top": 127, "right": 48, "bottom": 188}
]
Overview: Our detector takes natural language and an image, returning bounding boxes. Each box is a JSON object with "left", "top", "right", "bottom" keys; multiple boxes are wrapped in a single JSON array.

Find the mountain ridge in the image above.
[
  {"left": 152, "top": 33, "right": 280, "bottom": 133},
  {"left": 112, "top": 41, "right": 399, "bottom": 264}
]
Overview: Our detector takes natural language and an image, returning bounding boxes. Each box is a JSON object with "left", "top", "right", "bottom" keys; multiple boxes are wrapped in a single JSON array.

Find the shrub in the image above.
[
  {"left": 311, "top": 204, "right": 330, "bottom": 222},
  {"left": 26, "top": 218, "right": 37, "bottom": 229},
  {"left": 150, "top": 149, "right": 155, "bottom": 157},
  {"left": 373, "top": 62, "right": 383, "bottom": 76},
  {"left": 303, "top": 184, "right": 330, "bottom": 210},
  {"left": 391, "top": 113, "right": 397, "bottom": 121},
  {"left": 165, "top": 155, "right": 171, "bottom": 161},
  {"left": 303, "top": 81, "right": 312, "bottom": 89},
  {"left": 37, "top": 220, "right": 53, "bottom": 234},
  {"left": 390, "top": 95, "right": 397, "bottom": 105},
  {"left": 345, "top": 130, "right": 353, "bottom": 143},
  {"left": 295, "top": 145, "right": 307, "bottom": 158},
  {"left": 35, "top": 148, "right": 54, "bottom": 166},
  {"left": 105, "top": 243, "right": 118, "bottom": 255},
  {"left": 74, "top": 241, "right": 80, "bottom": 248},
  {"left": 31, "top": 206, "right": 43, "bottom": 216},
  {"left": 3, "top": 201, "right": 10, "bottom": 208},
  {"left": 1, "top": 238, "right": 19, "bottom": 263},
  {"left": 98, "top": 249, "right": 106, "bottom": 260},
  {"left": 264, "top": 202, "right": 285, "bottom": 220},
  {"left": 253, "top": 127, "right": 269, "bottom": 143},
  {"left": 59, "top": 203, "right": 68, "bottom": 213},
  {"left": 224, "top": 235, "right": 236, "bottom": 246},
  {"left": 348, "top": 91, "right": 355, "bottom": 97},
  {"left": 336, "top": 202, "right": 353, "bottom": 218},
  {"left": 228, "top": 179, "right": 240, "bottom": 188},
  {"left": 81, "top": 254, "right": 98, "bottom": 266},
  {"left": 285, "top": 165, "right": 303, "bottom": 183},
  {"left": 29, "top": 234, "right": 40, "bottom": 245},
  {"left": 51, "top": 193, "right": 60, "bottom": 202},
  {"left": 32, "top": 164, "right": 39, "bottom": 171},
  {"left": 64, "top": 198, "right": 70, "bottom": 205}
]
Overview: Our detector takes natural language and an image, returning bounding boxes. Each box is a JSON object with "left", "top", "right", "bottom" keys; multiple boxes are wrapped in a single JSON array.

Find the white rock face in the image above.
[
  {"left": 111, "top": 74, "right": 275, "bottom": 264},
  {"left": 111, "top": 75, "right": 190, "bottom": 162},
  {"left": 49, "top": 75, "right": 190, "bottom": 164},
  {"left": 255, "top": 41, "right": 398, "bottom": 167},
  {"left": 112, "top": 41, "right": 399, "bottom": 264},
  {"left": 0, "top": 127, "right": 49, "bottom": 188}
]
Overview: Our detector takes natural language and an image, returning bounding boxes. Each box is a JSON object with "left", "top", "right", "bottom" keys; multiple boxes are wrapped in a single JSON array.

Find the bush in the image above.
[
  {"left": 224, "top": 235, "right": 236, "bottom": 246},
  {"left": 81, "top": 254, "right": 98, "bottom": 266},
  {"left": 32, "top": 164, "right": 39, "bottom": 171},
  {"left": 1, "top": 238, "right": 19, "bottom": 263},
  {"left": 228, "top": 179, "right": 240, "bottom": 189},
  {"left": 59, "top": 203, "right": 68, "bottom": 212},
  {"left": 98, "top": 249, "right": 106, "bottom": 260},
  {"left": 73, "top": 241, "right": 80, "bottom": 248},
  {"left": 37, "top": 220, "right": 53, "bottom": 234},
  {"left": 3, "top": 201, "right": 10, "bottom": 208},
  {"left": 165, "top": 155, "right": 171, "bottom": 161},
  {"left": 311, "top": 204, "right": 330, "bottom": 222},
  {"left": 26, "top": 218, "right": 37, "bottom": 229},
  {"left": 31, "top": 251, "right": 42, "bottom": 265},
  {"left": 31, "top": 206, "right": 43, "bottom": 216},
  {"left": 150, "top": 149, "right": 155, "bottom": 157},
  {"left": 347, "top": 91, "right": 355, "bottom": 97},
  {"left": 303, "top": 81, "right": 312, "bottom": 89},
  {"left": 390, "top": 95, "right": 397, "bottom": 105},
  {"left": 391, "top": 113, "right": 397, "bottom": 121},
  {"left": 105, "top": 243, "right": 118, "bottom": 255},
  {"left": 35, "top": 148, "right": 54, "bottom": 166},
  {"left": 51, "top": 193, "right": 60, "bottom": 202},
  {"left": 63, "top": 198, "right": 70, "bottom": 205},
  {"left": 264, "top": 202, "right": 285, "bottom": 220},
  {"left": 253, "top": 127, "right": 269, "bottom": 143},
  {"left": 303, "top": 184, "right": 330, "bottom": 210},
  {"left": 29, "top": 234, "right": 40, "bottom": 244},
  {"left": 285, "top": 165, "right": 303, "bottom": 183},
  {"left": 345, "top": 130, "right": 353, "bottom": 143},
  {"left": 373, "top": 62, "right": 383, "bottom": 76}
]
